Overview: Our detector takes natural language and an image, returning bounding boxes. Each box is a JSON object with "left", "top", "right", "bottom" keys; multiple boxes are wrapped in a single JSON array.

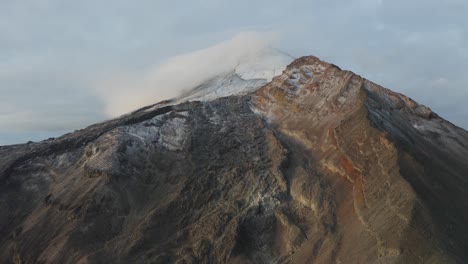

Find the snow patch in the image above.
[
  {"left": 123, "top": 112, "right": 190, "bottom": 151},
  {"left": 176, "top": 72, "right": 268, "bottom": 103},
  {"left": 235, "top": 48, "right": 292, "bottom": 82},
  {"left": 176, "top": 48, "right": 293, "bottom": 103}
]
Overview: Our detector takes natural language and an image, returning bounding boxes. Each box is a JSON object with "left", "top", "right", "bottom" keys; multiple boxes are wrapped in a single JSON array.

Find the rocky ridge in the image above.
[{"left": 0, "top": 55, "right": 467, "bottom": 263}]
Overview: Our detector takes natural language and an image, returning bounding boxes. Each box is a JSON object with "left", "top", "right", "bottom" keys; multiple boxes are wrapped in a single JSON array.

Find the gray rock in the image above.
[{"left": 0, "top": 56, "right": 467, "bottom": 264}]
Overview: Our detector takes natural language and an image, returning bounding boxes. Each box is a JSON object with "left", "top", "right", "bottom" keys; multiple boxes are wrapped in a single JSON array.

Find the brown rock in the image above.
[{"left": 0, "top": 56, "right": 467, "bottom": 263}]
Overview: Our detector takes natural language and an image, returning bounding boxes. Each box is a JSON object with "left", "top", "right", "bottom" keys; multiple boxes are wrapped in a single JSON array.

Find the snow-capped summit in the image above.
[
  {"left": 234, "top": 47, "right": 294, "bottom": 82},
  {"left": 175, "top": 47, "right": 294, "bottom": 103}
]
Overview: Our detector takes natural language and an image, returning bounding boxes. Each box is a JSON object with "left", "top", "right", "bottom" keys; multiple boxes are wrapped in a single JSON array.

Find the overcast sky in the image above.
[{"left": 1, "top": 0, "right": 467, "bottom": 145}]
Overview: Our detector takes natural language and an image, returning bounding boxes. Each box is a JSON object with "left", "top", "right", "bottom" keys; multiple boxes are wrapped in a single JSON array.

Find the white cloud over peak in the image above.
[{"left": 96, "top": 31, "right": 278, "bottom": 117}]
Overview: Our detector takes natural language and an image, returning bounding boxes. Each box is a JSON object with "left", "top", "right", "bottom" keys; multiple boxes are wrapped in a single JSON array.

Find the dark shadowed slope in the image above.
[{"left": 0, "top": 56, "right": 467, "bottom": 263}]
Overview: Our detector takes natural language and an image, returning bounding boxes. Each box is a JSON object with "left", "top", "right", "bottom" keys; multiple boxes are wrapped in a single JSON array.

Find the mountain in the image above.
[
  {"left": 173, "top": 47, "right": 293, "bottom": 103},
  {"left": 1, "top": 54, "right": 467, "bottom": 264}
]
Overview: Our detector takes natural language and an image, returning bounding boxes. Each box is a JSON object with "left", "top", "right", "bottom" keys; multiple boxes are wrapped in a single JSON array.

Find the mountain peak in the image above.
[
  {"left": 174, "top": 47, "right": 294, "bottom": 103},
  {"left": 1, "top": 54, "right": 468, "bottom": 263},
  {"left": 234, "top": 47, "right": 294, "bottom": 81}
]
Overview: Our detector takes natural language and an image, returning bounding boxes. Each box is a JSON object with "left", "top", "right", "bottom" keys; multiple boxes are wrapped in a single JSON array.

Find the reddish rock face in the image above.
[
  {"left": 251, "top": 56, "right": 468, "bottom": 263},
  {"left": 0, "top": 56, "right": 467, "bottom": 263}
]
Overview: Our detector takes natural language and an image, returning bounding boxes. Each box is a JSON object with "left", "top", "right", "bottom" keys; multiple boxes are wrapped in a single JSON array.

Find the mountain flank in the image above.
[{"left": 0, "top": 55, "right": 467, "bottom": 263}]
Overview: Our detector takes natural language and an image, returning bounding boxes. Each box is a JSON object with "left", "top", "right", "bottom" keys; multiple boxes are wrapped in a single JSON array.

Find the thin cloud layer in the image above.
[{"left": 97, "top": 32, "right": 277, "bottom": 117}]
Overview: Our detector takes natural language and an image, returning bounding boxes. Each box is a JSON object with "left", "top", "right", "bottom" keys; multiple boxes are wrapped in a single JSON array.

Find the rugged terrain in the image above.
[{"left": 1, "top": 55, "right": 467, "bottom": 263}]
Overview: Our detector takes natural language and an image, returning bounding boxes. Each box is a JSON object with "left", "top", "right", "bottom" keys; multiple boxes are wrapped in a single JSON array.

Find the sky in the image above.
[{"left": 1, "top": 0, "right": 467, "bottom": 145}]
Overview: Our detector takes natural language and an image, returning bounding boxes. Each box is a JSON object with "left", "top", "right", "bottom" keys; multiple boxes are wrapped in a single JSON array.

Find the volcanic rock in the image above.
[{"left": 0, "top": 55, "right": 467, "bottom": 264}]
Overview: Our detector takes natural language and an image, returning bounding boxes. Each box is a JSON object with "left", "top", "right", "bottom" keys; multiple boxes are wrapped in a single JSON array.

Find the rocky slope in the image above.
[{"left": 0, "top": 55, "right": 467, "bottom": 264}]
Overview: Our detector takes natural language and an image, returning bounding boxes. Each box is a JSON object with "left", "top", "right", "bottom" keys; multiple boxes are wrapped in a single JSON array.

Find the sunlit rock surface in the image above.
[{"left": 1, "top": 56, "right": 467, "bottom": 264}]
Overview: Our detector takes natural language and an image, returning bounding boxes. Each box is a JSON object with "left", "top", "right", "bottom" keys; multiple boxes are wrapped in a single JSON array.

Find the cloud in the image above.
[{"left": 96, "top": 31, "right": 278, "bottom": 117}]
